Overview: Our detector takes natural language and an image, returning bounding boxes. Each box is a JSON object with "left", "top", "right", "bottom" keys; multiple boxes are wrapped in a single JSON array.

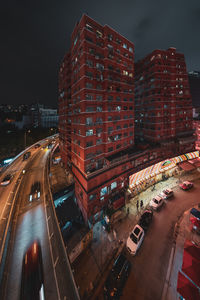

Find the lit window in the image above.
[
  {"left": 86, "top": 129, "right": 93, "bottom": 136},
  {"left": 100, "top": 186, "right": 107, "bottom": 196},
  {"left": 111, "top": 182, "right": 117, "bottom": 190}
]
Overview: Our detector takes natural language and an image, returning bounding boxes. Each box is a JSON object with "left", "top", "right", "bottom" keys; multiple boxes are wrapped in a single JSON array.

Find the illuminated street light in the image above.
[{"left": 24, "top": 129, "right": 31, "bottom": 149}]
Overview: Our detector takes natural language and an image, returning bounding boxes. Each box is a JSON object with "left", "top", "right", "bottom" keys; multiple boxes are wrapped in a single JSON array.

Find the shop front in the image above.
[{"left": 129, "top": 151, "right": 199, "bottom": 195}]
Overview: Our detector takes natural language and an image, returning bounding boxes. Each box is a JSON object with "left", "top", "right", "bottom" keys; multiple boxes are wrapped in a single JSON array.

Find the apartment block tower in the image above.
[
  {"left": 135, "top": 48, "right": 194, "bottom": 154},
  {"left": 59, "top": 15, "right": 135, "bottom": 223}
]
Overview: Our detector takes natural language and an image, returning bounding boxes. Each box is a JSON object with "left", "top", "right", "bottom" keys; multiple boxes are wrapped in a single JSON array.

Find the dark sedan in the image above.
[
  {"left": 138, "top": 209, "right": 153, "bottom": 231},
  {"left": 104, "top": 253, "right": 131, "bottom": 299}
]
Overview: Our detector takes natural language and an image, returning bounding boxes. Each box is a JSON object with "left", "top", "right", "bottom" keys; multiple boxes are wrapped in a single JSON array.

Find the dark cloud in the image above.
[{"left": 0, "top": 0, "right": 200, "bottom": 107}]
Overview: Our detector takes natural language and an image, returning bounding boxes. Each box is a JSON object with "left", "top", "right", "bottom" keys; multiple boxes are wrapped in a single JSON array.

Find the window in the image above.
[
  {"left": 100, "top": 186, "right": 107, "bottom": 196},
  {"left": 86, "top": 60, "right": 93, "bottom": 67},
  {"left": 96, "top": 84, "right": 102, "bottom": 90},
  {"left": 86, "top": 82, "right": 93, "bottom": 89},
  {"left": 86, "top": 23, "right": 93, "bottom": 31},
  {"left": 108, "top": 96, "right": 113, "bottom": 101},
  {"left": 96, "top": 95, "right": 103, "bottom": 101},
  {"left": 86, "top": 129, "right": 93, "bottom": 136},
  {"left": 96, "top": 63, "right": 104, "bottom": 71},
  {"left": 116, "top": 106, "right": 121, "bottom": 111},
  {"left": 108, "top": 126, "right": 113, "bottom": 133},
  {"left": 96, "top": 128, "right": 102, "bottom": 135},
  {"left": 116, "top": 125, "right": 121, "bottom": 130},
  {"left": 97, "top": 106, "right": 102, "bottom": 112},
  {"left": 96, "top": 139, "right": 102, "bottom": 145},
  {"left": 86, "top": 94, "right": 93, "bottom": 100},
  {"left": 111, "top": 182, "right": 117, "bottom": 190},
  {"left": 108, "top": 116, "right": 112, "bottom": 121},
  {"left": 123, "top": 43, "right": 127, "bottom": 49},
  {"left": 89, "top": 194, "right": 97, "bottom": 201},
  {"left": 108, "top": 147, "right": 113, "bottom": 152},
  {"left": 86, "top": 117, "right": 93, "bottom": 125},
  {"left": 96, "top": 30, "right": 103, "bottom": 38},
  {"left": 86, "top": 106, "right": 95, "bottom": 112},
  {"left": 96, "top": 117, "right": 102, "bottom": 124},
  {"left": 116, "top": 144, "right": 121, "bottom": 149},
  {"left": 129, "top": 47, "right": 133, "bottom": 53},
  {"left": 86, "top": 141, "right": 93, "bottom": 147},
  {"left": 86, "top": 71, "right": 93, "bottom": 79}
]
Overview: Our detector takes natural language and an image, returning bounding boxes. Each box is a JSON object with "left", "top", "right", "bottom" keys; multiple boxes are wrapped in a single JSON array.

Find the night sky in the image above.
[{"left": 1, "top": 0, "right": 200, "bottom": 108}]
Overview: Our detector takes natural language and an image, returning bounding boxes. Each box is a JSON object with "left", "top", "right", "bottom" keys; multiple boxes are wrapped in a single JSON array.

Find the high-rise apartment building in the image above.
[
  {"left": 188, "top": 71, "right": 200, "bottom": 108},
  {"left": 135, "top": 48, "right": 194, "bottom": 153},
  {"left": 59, "top": 17, "right": 195, "bottom": 224},
  {"left": 59, "top": 15, "right": 135, "bottom": 223}
]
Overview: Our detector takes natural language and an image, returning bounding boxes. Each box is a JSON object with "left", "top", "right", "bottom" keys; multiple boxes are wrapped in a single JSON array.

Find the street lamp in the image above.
[{"left": 24, "top": 130, "right": 31, "bottom": 149}]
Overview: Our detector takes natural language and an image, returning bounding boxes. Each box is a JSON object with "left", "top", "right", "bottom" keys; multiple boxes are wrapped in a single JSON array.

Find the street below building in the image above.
[{"left": 75, "top": 170, "right": 200, "bottom": 300}]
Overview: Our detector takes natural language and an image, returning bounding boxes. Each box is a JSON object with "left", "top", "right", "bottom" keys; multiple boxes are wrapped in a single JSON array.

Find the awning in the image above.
[
  {"left": 129, "top": 161, "right": 166, "bottom": 188},
  {"left": 178, "top": 161, "right": 196, "bottom": 171},
  {"left": 182, "top": 250, "right": 200, "bottom": 287},
  {"left": 177, "top": 271, "right": 200, "bottom": 300}
]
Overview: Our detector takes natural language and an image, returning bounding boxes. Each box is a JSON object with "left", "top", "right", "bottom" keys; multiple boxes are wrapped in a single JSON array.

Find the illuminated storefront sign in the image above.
[{"left": 129, "top": 151, "right": 199, "bottom": 189}]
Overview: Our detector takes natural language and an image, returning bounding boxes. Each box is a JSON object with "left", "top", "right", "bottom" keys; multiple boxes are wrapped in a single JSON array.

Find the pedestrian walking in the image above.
[
  {"left": 140, "top": 200, "right": 143, "bottom": 210},
  {"left": 136, "top": 200, "right": 139, "bottom": 211}
]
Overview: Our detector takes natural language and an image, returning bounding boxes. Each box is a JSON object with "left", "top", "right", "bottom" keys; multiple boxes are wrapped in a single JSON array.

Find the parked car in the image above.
[
  {"left": 149, "top": 195, "right": 164, "bottom": 210},
  {"left": 1, "top": 174, "right": 13, "bottom": 186},
  {"left": 138, "top": 210, "right": 153, "bottom": 231},
  {"left": 159, "top": 188, "right": 174, "bottom": 199},
  {"left": 104, "top": 253, "right": 131, "bottom": 299},
  {"left": 29, "top": 181, "right": 41, "bottom": 202},
  {"left": 126, "top": 225, "right": 145, "bottom": 255},
  {"left": 179, "top": 181, "right": 193, "bottom": 190}
]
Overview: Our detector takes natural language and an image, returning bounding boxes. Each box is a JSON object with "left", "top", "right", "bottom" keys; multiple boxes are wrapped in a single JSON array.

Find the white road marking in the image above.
[{"left": 54, "top": 256, "right": 59, "bottom": 267}]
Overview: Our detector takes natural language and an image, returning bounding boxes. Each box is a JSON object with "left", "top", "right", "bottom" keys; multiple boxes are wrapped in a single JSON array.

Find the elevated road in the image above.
[{"left": 0, "top": 141, "right": 80, "bottom": 300}]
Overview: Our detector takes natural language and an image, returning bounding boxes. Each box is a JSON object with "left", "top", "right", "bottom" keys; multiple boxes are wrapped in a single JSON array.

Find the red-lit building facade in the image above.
[
  {"left": 135, "top": 48, "right": 194, "bottom": 154},
  {"left": 59, "top": 14, "right": 136, "bottom": 223},
  {"left": 59, "top": 16, "right": 195, "bottom": 224}
]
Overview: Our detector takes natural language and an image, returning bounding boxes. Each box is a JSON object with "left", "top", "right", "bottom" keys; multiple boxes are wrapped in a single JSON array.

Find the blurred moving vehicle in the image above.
[
  {"left": 23, "top": 151, "right": 31, "bottom": 161},
  {"left": 138, "top": 210, "right": 153, "bottom": 231},
  {"left": 159, "top": 188, "right": 174, "bottom": 199},
  {"left": 34, "top": 144, "right": 41, "bottom": 149},
  {"left": 149, "top": 195, "right": 164, "bottom": 210},
  {"left": 179, "top": 181, "right": 193, "bottom": 190},
  {"left": 104, "top": 253, "right": 131, "bottom": 299},
  {"left": 126, "top": 224, "right": 145, "bottom": 255},
  {"left": 0, "top": 174, "right": 13, "bottom": 186},
  {"left": 29, "top": 182, "right": 41, "bottom": 202},
  {"left": 20, "top": 241, "right": 45, "bottom": 300}
]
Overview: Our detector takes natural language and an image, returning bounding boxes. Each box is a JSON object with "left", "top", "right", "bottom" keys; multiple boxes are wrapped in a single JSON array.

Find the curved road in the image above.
[{"left": 1, "top": 144, "right": 80, "bottom": 300}]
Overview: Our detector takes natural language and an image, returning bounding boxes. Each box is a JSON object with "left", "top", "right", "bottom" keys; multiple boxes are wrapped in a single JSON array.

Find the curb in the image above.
[{"left": 161, "top": 244, "right": 176, "bottom": 300}]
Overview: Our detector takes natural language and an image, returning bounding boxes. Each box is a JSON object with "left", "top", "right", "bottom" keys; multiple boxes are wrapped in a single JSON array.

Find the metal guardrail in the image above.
[{"left": 45, "top": 153, "right": 80, "bottom": 300}]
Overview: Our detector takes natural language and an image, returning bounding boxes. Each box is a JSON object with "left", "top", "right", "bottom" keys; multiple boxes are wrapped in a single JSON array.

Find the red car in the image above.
[
  {"left": 179, "top": 181, "right": 193, "bottom": 190},
  {"left": 20, "top": 241, "right": 44, "bottom": 300}
]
